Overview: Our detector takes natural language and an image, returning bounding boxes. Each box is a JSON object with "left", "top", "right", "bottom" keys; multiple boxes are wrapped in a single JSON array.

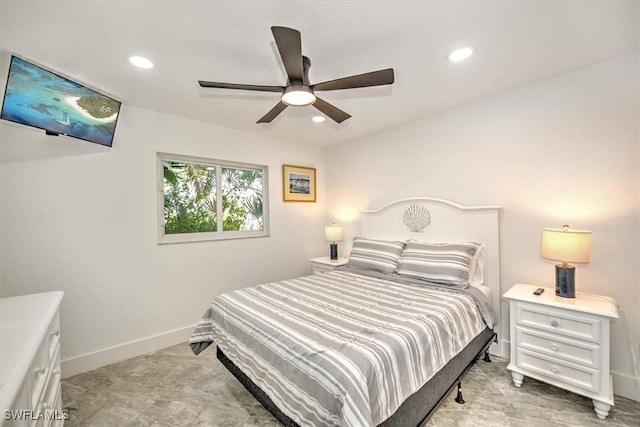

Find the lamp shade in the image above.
[
  {"left": 541, "top": 226, "right": 591, "bottom": 263},
  {"left": 324, "top": 224, "right": 343, "bottom": 242}
]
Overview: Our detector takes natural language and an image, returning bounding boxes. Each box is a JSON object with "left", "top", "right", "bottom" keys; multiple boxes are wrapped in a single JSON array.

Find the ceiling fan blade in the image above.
[
  {"left": 271, "top": 26, "right": 304, "bottom": 83},
  {"left": 313, "top": 97, "right": 351, "bottom": 123},
  {"left": 198, "top": 81, "right": 284, "bottom": 92},
  {"left": 312, "top": 68, "right": 394, "bottom": 91},
  {"left": 257, "top": 101, "right": 288, "bottom": 123}
]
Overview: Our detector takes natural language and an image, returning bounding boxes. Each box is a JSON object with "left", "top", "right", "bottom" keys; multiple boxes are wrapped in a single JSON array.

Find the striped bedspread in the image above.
[{"left": 190, "top": 270, "right": 491, "bottom": 427}]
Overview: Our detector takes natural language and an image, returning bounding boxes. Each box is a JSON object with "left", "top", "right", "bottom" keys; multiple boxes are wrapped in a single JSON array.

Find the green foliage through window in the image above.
[
  {"left": 160, "top": 154, "right": 268, "bottom": 242},
  {"left": 163, "top": 162, "right": 217, "bottom": 234}
]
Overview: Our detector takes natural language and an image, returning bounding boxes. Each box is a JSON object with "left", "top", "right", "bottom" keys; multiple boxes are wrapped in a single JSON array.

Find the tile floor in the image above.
[{"left": 61, "top": 343, "right": 640, "bottom": 426}]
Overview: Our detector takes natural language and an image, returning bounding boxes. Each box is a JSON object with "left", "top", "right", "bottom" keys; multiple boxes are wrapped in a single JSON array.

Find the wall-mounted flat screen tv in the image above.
[{"left": 1, "top": 55, "right": 121, "bottom": 147}]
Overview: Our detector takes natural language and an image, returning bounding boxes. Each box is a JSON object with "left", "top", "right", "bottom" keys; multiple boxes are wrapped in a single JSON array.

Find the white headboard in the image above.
[{"left": 361, "top": 197, "right": 502, "bottom": 355}]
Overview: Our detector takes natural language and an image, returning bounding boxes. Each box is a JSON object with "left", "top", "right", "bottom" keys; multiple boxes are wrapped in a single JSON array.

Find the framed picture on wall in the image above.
[{"left": 283, "top": 164, "right": 316, "bottom": 202}]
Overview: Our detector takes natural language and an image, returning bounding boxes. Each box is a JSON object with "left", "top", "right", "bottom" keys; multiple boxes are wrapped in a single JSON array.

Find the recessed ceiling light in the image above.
[
  {"left": 312, "top": 116, "right": 325, "bottom": 123},
  {"left": 129, "top": 56, "right": 154, "bottom": 69},
  {"left": 448, "top": 47, "right": 473, "bottom": 62}
]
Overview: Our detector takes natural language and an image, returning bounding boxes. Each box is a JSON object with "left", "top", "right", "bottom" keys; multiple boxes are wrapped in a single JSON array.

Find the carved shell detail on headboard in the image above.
[{"left": 402, "top": 204, "right": 432, "bottom": 232}]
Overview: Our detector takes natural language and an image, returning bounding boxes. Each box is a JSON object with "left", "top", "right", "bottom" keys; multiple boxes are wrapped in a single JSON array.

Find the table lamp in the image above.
[
  {"left": 324, "top": 224, "right": 343, "bottom": 260},
  {"left": 541, "top": 225, "right": 591, "bottom": 298}
]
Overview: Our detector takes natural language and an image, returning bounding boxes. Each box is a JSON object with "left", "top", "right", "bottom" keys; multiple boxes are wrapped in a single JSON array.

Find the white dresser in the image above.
[
  {"left": 1, "top": 292, "right": 65, "bottom": 426},
  {"left": 503, "top": 284, "right": 618, "bottom": 419}
]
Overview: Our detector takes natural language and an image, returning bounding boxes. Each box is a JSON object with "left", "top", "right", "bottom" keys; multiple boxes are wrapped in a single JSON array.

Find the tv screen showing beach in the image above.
[{"left": 1, "top": 56, "right": 120, "bottom": 147}]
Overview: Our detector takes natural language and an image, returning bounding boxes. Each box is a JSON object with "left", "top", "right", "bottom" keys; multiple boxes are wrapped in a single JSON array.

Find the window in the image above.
[{"left": 158, "top": 153, "right": 269, "bottom": 243}]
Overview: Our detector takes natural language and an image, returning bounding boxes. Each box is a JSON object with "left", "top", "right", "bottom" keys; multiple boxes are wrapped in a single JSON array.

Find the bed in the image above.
[{"left": 190, "top": 197, "right": 502, "bottom": 427}]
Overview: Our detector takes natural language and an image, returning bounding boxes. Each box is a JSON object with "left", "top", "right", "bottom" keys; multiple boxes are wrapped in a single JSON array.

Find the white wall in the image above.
[
  {"left": 325, "top": 53, "right": 640, "bottom": 400},
  {"left": 0, "top": 105, "right": 326, "bottom": 376}
]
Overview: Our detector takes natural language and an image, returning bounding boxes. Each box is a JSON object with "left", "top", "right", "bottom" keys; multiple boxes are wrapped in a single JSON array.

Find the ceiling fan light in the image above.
[{"left": 282, "top": 85, "right": 316, "bottom": 106}]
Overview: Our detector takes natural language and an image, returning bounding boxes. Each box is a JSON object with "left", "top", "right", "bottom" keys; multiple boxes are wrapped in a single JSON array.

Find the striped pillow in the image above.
[
  {"left": 347, "top": 237, "right": 405, "bottom": 273},
  {"left": 397, "top": 240, "right": 482, "bottom": 286}
]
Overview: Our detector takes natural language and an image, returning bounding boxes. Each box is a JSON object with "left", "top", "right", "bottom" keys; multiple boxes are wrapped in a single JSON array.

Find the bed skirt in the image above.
[{"left": 216, "top": 327, "right": 496, "bottom": 427}]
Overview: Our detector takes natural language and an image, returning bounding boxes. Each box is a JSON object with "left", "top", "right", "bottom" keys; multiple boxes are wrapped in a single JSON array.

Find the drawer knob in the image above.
[
  {"left": 550, "top": 320, "right": 559, "bottom": 327},
  {"left": 50, "top": 330, "right": 60, "bottom": 338},
  {"left": 550, "top": 344, "right": 559, "bottom": 351},
  {"left": 550, "top": 365, "right": 559, "bottom": 374},
  {"left": 34, "top": 367, "right": 46, "bottom": 376}
]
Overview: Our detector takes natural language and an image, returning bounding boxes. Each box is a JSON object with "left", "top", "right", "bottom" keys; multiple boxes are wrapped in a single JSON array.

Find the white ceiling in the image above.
[{"left": 0, "top": 1, "right": 637, "bottom": 147}]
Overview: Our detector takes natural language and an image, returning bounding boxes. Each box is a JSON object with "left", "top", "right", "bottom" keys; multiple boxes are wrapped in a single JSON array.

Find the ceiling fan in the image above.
[{"left": 198, "top": 26, "right": 395, "bottom": 124}]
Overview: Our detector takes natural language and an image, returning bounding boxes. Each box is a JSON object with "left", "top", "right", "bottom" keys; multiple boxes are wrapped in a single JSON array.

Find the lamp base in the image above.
[
  {"left": 329, "top": 243, "right": 338, "bottom": 260},
  {"left": 555, "top": 264, "right": 576, "bottom": 298}
]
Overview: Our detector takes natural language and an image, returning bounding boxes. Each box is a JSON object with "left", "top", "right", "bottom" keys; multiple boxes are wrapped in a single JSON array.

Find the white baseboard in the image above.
[
  {"left": 495, "top": 338, "right": 510, "bottom": 359},
  {"left": 61, "top": 323, "right": 196, "bottom": 379},
  {"left": 612, "top": 370, "right": 640, "bottom": 402}
]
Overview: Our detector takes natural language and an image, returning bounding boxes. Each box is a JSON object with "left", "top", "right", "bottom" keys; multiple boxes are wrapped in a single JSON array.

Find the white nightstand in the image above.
[
  {"left": 310, "top": 256, "right": 349, "bottom": 274},
  {"left": 503, "top": 283, "right": 618, "bottom": 419}
]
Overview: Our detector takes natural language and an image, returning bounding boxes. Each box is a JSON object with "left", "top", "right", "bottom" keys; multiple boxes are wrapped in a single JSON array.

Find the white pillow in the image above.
[
  {"left": 397, "top": 240, "right": 482, "bottom": 286},
  {"left": 347, "top": 237, "right": 405, "bottom": 274}
]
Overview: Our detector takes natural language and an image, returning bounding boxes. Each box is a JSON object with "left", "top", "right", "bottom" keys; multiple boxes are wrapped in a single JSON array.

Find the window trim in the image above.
[{"left": 157, "top": 152, "right": 270, "bottom": 244}]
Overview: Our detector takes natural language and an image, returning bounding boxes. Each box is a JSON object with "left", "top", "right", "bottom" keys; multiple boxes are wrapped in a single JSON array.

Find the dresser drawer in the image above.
[
  {"left": 516, "top": 327, "right": 600, "bottom": 368},
  {"left": 29, "top": 342, "right": 50, "bottom": 409},
  {"left": 42, "top": 344, "right": 61, "bottom": 411},
  {"left": 517, "top": 348, "right": 600, "bottom": 394},
  {"left": 515, "top": 302, "right": 600, "bottom": 343},
  {"left": 46, "top": 312, "right": 61, "bottom": 362},
  {"left": 27, "top": 313, "right": 61, "bottom": 410},
  {"left": 31, "top": 381, "right": 61, "bottom": 427}
]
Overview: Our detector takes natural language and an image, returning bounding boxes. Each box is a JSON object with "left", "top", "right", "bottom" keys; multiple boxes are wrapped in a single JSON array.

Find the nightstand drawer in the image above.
[
  {"left": 517, "top": 327, "right": 600, "bottom": 368},
  {"left": 517, "top": 348, "right": 600, "bottom": 394},
  {"left": 310, "top": 257, "right": 349, "bottom": 274},
  {"left": 516, "top": 302, "right": 600, "bottom": 343}
]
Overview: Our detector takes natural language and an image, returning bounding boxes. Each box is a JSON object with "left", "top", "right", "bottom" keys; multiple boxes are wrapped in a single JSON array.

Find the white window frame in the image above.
[{"left": 157, "top": 152, "right": 270, "bottom": 244}]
